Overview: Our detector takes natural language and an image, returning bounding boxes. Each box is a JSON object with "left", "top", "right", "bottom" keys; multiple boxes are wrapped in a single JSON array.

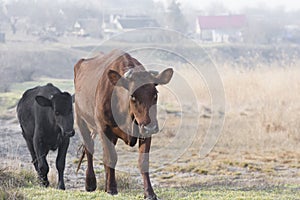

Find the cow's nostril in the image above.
[
  {"left": 138, "top": 124, "right": 159, "bottom": 135},
  {"left": 139, "top": 119, "right": 151, "bottom": 127}
]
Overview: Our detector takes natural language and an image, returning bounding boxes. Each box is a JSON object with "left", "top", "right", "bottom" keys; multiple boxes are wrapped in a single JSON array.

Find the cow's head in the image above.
[
  {"left": 108, "top": 68, "right": 173, "bottom": 137},
  {"left": 35, "top": 92, "right": 75, "bottom": 137}
]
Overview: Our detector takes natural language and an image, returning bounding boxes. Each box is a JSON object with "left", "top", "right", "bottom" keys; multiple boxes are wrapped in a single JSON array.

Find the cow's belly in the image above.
[
  {"left": 76, "top": 95, "right": 94, "bottom": 117},
  {"left": 75, "top": 99, "right": 97, "bottom": 135},
  {"left": 74, "top": 60, "right": 106, "bottom": 134}
]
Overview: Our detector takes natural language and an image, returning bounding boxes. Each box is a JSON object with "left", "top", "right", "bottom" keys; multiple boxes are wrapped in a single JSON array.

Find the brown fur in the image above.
[{"left": 74, "top": 49, "right": 173, "bottom": 199}]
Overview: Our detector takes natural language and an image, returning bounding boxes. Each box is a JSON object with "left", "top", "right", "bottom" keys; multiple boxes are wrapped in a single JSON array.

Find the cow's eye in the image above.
[
  {"left": 55, "top": 111, "right": 60, "bottom": 116},
  {"left": 131, "top": 96, "right": 136, "bottom": 102},
  {"left": 154, "top": 94, "right": 157, "bottom": 100}
]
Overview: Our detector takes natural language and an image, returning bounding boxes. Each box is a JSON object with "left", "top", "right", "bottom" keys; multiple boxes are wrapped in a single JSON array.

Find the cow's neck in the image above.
[{"left": 48, "top": 111, "right": 59, "bottom": 132}]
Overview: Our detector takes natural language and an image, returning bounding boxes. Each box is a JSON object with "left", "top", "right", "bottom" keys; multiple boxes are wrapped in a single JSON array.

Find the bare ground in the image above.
[
  {"left": 1, "top": 106, "right": 300, "bottom": 192},
  {"left": 1, "top": 36, "right": 300, "bottom": 192}
]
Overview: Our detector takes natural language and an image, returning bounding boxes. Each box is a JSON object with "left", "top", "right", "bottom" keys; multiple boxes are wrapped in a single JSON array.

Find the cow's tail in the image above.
[{"left": 76, "top": 144, "right": 86, "bottom": 175}]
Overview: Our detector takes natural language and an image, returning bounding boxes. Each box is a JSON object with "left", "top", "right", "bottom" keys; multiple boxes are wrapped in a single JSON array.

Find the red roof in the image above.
[{"left": 198, "top": 15, "right": 247, "bottom": 30}]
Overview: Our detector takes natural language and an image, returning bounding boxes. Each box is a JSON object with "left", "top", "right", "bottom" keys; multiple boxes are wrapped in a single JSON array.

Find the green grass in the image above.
[
  {"left": 0, "top": 167, "right": 38, "bottom": 199},
  {"left": 3, "top": 168, "right": 299, "bottom": 200},
  {"left": 9, "top": 77, "right": 74, "bottom": 94},
  {"left": 0, "top": 78, "right": 73, "bottom": 117},
  {"left": 20, "top": 186, "right": 300, "bottom": 200}
]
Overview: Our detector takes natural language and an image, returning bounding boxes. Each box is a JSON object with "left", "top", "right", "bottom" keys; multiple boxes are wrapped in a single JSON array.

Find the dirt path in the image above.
[
  {"left": 0, "top": 116, "right": 89, "bottom": 190},
  {"left": 0, "top": 115, "right": 162, "bottom": 191},
  {"left": 1, "top": 110, "right": 300, "bottom": 192}
]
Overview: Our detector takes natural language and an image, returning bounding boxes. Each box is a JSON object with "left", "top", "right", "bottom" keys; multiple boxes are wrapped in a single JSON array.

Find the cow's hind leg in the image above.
[
  {"left": 56, "top": 137, "right": 70, "bottom": 190},
  {"left": 77, "top": 117, "right": 96, "bottom": 191}
]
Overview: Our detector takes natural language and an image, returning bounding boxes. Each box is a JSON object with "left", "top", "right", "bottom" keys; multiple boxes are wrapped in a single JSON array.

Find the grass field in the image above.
[
  {"left": 0, "top": 77, "right": 74, "bottom": 117},
  {"left": 20, "top": 186, "right": 300, "bottom": 200},
  {"left": 1, "top": 43, "right": 300, "bottom": 199},
  {"left": 1, "top": 168, "right": 299, "bottom": 200}
]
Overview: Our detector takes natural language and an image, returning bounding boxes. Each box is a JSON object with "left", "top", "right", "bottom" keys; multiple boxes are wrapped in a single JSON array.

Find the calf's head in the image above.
[
  {"left": 35, "top": 92, "right": 75, "bottom": 137},
  {"left": 108, "top": 68, "right": 173, "bottom": 137}
]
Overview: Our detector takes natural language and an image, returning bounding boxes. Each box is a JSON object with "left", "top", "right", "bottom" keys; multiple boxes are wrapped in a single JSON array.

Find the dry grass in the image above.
[
  {"left": 163, "top": 63, "right": 300, "bottom": 152},
  {"left": 0, "top": 167, "right": 37, "bottom": 199},
  {"left": 1, "top": 49, "right": 300, "bottom": 197},
  {"left": 153, "top": 62, "right": 300, "bottom": 188},
  {"left": 218, "top": 64, "right": 300, "bottom": 152}
]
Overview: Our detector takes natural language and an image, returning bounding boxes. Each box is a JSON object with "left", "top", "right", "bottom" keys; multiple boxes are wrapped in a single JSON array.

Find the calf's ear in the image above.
[
  {"left": 155, "top": 68, "right": 173, "bottom": 85},
  {"left": 35, "top": 96, "right": 52, "bottom": 107},
  {"left": 108, "top": 70, "right": 129, "bottom": 90}
]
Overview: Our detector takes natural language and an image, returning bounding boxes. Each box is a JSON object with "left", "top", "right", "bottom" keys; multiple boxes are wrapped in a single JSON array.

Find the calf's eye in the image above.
[
  {"left": 131, "top": 96, "right": 136, "bottom": 102},
  {"left": 55, "top": 111, "right": 60, "bottom": 116}
]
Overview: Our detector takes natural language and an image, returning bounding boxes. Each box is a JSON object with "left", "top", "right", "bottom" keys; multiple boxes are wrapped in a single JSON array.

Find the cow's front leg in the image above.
[
  {"left": 139, "top": 137, "right": 157, "bottom": 200},
  {"left": 100, "top": 131, "right": 118, "bottom": 195},
  {"left": 56, "top": 137, "right": 70, "bottom": 190},
  {"left": 34, "top": 137, "right": 49, "bottom": 187}
]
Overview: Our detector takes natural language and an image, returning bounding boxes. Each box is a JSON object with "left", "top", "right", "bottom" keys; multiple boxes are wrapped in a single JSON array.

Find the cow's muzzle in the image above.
[
  {"left": 139, "top": 124, "right": 159, "bottom": 136},
  {"left": 65, "top": 130, "right": 75, "bottom": 137}
]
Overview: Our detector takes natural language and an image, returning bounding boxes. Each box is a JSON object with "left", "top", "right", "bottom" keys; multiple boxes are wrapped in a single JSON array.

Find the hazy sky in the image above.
[{"left": 157, "top": 0, "right": 300, "bottom": 11}]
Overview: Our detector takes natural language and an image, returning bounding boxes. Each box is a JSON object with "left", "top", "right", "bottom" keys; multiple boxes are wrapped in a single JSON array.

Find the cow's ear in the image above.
[
  {"left": 108, "top": 70, "right": 129, "bottom": 89},
  {"left": 154, "top": 68, "right": 173, "bottom": 85},
  {"left": 35, "top": 96, "right": 52, "bottom": 107}
]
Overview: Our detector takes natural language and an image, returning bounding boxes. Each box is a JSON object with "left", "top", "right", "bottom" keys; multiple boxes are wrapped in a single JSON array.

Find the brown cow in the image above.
[{"left": 74, "top": 49, "right": 173, "bottom": 199}]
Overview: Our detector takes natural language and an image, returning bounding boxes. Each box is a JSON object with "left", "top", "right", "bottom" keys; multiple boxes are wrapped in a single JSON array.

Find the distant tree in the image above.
[
  {"left": 242, "top": 7, "right": 286, "bottom": 44},
  {"left": 3, "top": 0, "right": 160, "bottom": 35},
  {"left": 0, "top": 0, "right": 6, "bottom": 20},
  {"left": 206, "top": 1, "right": 229, "bottom": 15},
  {"left": 102, "top": 0, "right": 155, "bottom": 15},
  {"left": 10, "top": 17, "right": 17, "bottom": 34},
  {"left": 165, "top": 0, "right": 188, "bottom": 33}
]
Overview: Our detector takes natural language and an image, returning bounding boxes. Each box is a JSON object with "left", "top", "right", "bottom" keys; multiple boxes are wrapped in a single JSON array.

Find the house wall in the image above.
[{"left": 197, "top": 29, "right": 243, "bottom": 43}]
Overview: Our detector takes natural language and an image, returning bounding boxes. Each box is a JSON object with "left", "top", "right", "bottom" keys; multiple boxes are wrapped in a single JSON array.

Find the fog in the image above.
[
  {"left": 0, "top": 0, "right": 300, "bottom": 90},
  {"left": 1, "top": 1, "right": 300, "bottom": 198},
  {"left": 176, "top": 0, "right": 300, "bottom": 11}
]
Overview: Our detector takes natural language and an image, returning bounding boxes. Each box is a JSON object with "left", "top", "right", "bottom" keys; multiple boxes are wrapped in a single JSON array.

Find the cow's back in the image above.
[
  {"left": 74, "top": 52, "right": 119, "bottom": 128},
  {"left": 17, "top": 84, "right": 59, "bottom": 138},
  {"left": 74, "top": 50, "right": 145, "bottom": 129}
]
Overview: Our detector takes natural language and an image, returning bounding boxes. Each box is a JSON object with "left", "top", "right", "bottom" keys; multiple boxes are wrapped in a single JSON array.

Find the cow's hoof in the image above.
[
  {"left": 85, "top": 176, "right": 97, "bottom": 192},
  {"left": 145, "top": 195, "right": 158, "bottom": 200},
  {"left": 107, "top": 189, "right": 118, "bottom": 195},
  {"left": 58, "top": 186, "right": 65, "bottom": 190},
  {"left": 43, "top": 181, "right": 50, "bottom": 188},
  {"left": 57, "top": 183, "right": 65, "bottom": 190},
  {"left": 39, "top": 177, "right": 49, "bottom": 188},
  {"left": 39, "top": 180, "right": 49, "bottom": 188}
]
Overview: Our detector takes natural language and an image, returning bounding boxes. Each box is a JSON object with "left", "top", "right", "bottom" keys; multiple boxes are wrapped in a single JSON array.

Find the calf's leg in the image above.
[
  {"left": 21, "top": 127, "right": 39, "bottom": 172},
  {"left": 33, "top": 137, "right": 49, "bottom": 187},
  {"left": 85, "top": 146, "right": 96, "bottom": 191},
  {"left": 101, "top": 130, "right": 118, "bottom": 195},
  {"left": 56, "top": 137, "right": 70, "bottom": 190},
  {"left": 76, "top": 116, "right": 96, "bottom": 191},
  {"left": 139, "top": 137, "right": 157, "bottom": 200},
  {"left": 24, "top": 137, "right": 39, "bottom": 172}
]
